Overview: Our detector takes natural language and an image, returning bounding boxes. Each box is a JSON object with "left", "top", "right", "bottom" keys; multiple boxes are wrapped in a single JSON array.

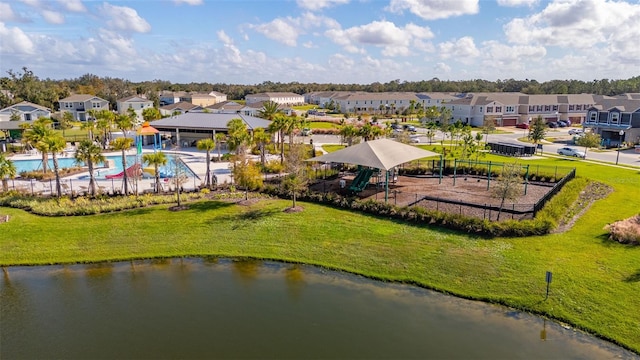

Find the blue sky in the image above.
[{"left": 1, "top": 0, "right": 639, "bottom": 84}]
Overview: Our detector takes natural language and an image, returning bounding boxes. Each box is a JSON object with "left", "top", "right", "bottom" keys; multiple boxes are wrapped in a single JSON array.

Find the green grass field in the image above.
[
  {"left": 0, "top": 156, "right": 639, "bottom": 353},
  {"left": 308, "top": 121, "right": 339, "bottom": 129}
]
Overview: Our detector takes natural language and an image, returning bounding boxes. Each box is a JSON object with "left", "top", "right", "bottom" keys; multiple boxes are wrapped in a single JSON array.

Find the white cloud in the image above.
[
  {"left": 437, "top": 36, "right": 480, "bottom": 63},
  {"left": 217, "top": 30, "right": 233, "bottom": 45},
  {"left": 481, "top": 40, "right": 546, "bottom": 69},
  {"left": 252, "top": 12, "right": 339, "bottom": 47},
  {"left": 41, "top": 10, "right": 65, "bottom": 24},
  {"left": 434, "top": 62, "right": 451, "bottom": 74},
  {"left": 496, "top": 0, "right": 538, "bottom": 7},
  {"left": 0, "top": 3, "right": 17, "bottom": 22},
  {"left": 57, "top": 0, "right": 87, "bottom": 12},
  {"left": 504, "top": 0, "right": 640, "bottom": 48},
  {"left": 173, "top": 0, "right": 204, "bottom": 5},
  {"left": 101, "top": 3, "right": 151, "bottom": 33},
  {"left": 326, "top": 21, "right": 434, "bottom": 56},
  {"left": 254, "top": 18, "right": 298, "bottom": 46},
  {"left": 296, "top": 0, "right": 349, "bottom": 10},
  {"left": 0, "top": 22, "right": 35, "bottom": 54},
  {"left": 388, "top": 0, "right": 479, "bottom": 20}
]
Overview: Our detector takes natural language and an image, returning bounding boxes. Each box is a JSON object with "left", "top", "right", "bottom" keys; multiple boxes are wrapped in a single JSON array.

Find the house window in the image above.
[
  {"left": 575, "top": 105, "right": 582, "bottom": 110},
  {"left": 487, "top": 106, "right": 493, "bottom": 113},
  {"left": 506, "top": 106, "right": 515, "bottom": 113},
  {"left": 496, "top": 106, "right": 502, "bottom": 112},
  {"left": 529, "top": 106, "right": 535, "bottom": 112},
  {"left": 544, "top": 105, "right": 550, "bottom": 111},
  {"left": 611, "top": 112, "right": 619, "bottom": 124},
  {"left": 552, "top": 105, "right": 558, "bottom": 111},
  {"left": 569, "top": 105, "right": 575, "bottom": 111},
  {"left": 588, "top": 112, "right": 597, "bottom": 122}
]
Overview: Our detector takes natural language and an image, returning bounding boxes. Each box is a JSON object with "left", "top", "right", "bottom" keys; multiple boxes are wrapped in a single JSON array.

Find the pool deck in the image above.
[{"left": 7, "top": 146, "right": 242, "bottom": 196}]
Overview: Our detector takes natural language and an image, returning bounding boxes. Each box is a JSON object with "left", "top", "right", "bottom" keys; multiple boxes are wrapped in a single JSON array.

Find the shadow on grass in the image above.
[
  {"left": 186, "top": 201, "right": 235, "bottom": 212},
  {"left": 209, "top": 207, "right": 281, "bottom": 230},
  {"left": 624, "top": 269, "right": 640, "bottom": 283}
]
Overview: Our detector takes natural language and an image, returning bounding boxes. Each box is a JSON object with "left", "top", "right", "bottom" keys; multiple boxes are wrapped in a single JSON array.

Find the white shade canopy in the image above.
[{"left": 306, "top": 138, "right": 440, "bottom": 171}]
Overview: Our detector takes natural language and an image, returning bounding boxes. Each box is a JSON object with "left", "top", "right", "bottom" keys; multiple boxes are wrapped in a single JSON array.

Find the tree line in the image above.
[{"left": 2, "top": 67, "right": 640, "bottom": 111}]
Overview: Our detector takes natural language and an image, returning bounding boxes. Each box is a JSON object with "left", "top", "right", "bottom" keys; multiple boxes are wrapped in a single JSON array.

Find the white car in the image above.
[
  {"left": 557, "top": 147, "right": 585, "bottom": 158},
  {"left": 568, "top": 128, "right": 584, "bottom": 135}
]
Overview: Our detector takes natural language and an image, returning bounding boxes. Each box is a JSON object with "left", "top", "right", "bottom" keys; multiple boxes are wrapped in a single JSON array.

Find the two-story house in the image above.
[
  {"left": 0, "top": 101, "right": 51, "bottom": 122},
  {"left": 584, "top": 98, "right": 640, "bottom": 147},
  {"left": 59, "top": 94, "right": 109, "bottom": 121},
  {"left": 245, "top": 92, "right": 304, "bottom": 106},
  {"left": 116, "top": 95, "right": 154, "bottom": 122}
]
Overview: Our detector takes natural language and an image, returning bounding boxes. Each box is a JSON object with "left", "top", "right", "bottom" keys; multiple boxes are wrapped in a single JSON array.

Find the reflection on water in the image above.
[{"left": 1, "top": 259, "right": 637, "bottom": 360}]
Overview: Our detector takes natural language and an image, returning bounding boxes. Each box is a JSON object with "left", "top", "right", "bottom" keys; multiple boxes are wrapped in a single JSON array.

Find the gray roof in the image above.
[
  {"left": 160, "top": 101, "right": 199, "bottom": 111},
  {"left": 0, "top": 120, "right": 34, "bottom": 130},
  {"left": 0, "top": 101, "right": 50, "bottom": 113},
  {"left": 60, "top": 94, "right": 107, "bottom": 102},
  {"left": 151, "top": 112, "right": 271, "bottom": 131},
  {"left": 591, "top": 99, "right": 640, "bottom": 112}
]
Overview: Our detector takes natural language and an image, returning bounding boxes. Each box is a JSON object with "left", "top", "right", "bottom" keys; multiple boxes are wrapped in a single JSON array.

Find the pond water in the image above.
[{"left": 1, "top": 258, "right": 636, "bottom": 359}]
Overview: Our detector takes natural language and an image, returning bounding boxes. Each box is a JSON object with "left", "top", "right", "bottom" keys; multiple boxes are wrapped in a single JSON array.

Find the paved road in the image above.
[{"left": 304, "top": 127, "right": 640, "bottom": 167}]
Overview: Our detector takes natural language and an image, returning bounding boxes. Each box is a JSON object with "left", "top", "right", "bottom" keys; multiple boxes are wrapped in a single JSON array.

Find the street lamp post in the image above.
[{"left": 616, "top": 130, "right": 624, "bottom": 165}]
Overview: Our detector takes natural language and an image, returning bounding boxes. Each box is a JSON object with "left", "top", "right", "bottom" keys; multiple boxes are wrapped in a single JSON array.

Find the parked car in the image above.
[
  {"left": 568, "top": 128, "right": 584, "bottom": 135},
  {"left": 410, "top": 136, "right": 421, "bottom": 143},
  {"left": 558, "top": 120, "right": 571, "bottom": 127},
  {"left": 403, "top": 124, "right": 416, "bottom": 132},
  {"left": 301, "top": 128, "right": 312, "bottom": 136},
  {"left": 515, "top": 123, "right": 529, "bottom": 129},
  {"left": 391, "top": 123, "right": 401, "bottom": 130},
  {"left": 557, "top": 147, "right": 586, "bottom": 158},
  {"left": 546, "top": 122, "right": 558, "bottom": 128}
]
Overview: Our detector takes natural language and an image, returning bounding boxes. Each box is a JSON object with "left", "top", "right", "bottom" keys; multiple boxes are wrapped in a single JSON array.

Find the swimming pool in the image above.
[{"left": 13, "top": 154, "right": 196, "bottom": 179}]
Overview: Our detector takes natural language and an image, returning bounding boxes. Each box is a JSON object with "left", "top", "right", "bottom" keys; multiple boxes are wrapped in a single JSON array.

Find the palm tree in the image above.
[
  {"left": 142, "top": 151, "right": 167, "bottom": 193},
  {"left": 113, "top": 114, "right": 136, "bottom": 195},
  {"left": 215, "top": 133, "right": 226, "bottom": 162},
  {"left": 252, "top": 127, "right": 271, "bottom": 166},
  {"left": 258, "top": 100, "right": 280, "bottom": 120},
  {"left": 42, "top": 133, "right": 67, "bottom": 197},
  {"left": 196, "top": 138, "right": 216, "bottom": 188},
  {"left": 111, "top": 137, "right": 134, "bottom": 195},
  {"left": 74, "top": 140, "right": 105, "bottom": 196},
  {"left": 227, "top": 118, "right": 249, "bottom": 155},
  {"left": 0, "top": 154, "right": 17, "bottom": 192},
  {"left": 268, "top": 115, "right": 287, "bottom": 163},
  {"left": 22, "top": 117, "right": 53, "bottom": 174}
]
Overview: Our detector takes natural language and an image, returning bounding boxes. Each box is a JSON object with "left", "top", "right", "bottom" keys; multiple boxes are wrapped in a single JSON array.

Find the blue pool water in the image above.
[{"left": 14, "top": 154, "right": 195, "bottom": 179}]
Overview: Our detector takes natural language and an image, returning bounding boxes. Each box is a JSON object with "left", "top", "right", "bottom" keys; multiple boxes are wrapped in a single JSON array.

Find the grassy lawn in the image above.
[
  {"left": 322, "top": 144, "right": 345, "bottom": 153},
  {"left": 292, "top": 104, "right": 317, "bottom": 111},
  {"left": 1, "top": 157, "right": 639, "bottom": 353},
  {"left": 308, "top": 121, "right": 339, "bottom": 129}
]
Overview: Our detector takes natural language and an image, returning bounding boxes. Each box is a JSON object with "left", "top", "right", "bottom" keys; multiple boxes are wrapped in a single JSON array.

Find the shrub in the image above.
[{"left": 605, "top": 215, "right": 640, "bottom": 245}]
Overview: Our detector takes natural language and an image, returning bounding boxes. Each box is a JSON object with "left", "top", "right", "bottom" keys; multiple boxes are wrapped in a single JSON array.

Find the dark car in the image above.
[
  {"left": 558, "top": 119, "right": 571, "bottom": 127},
  {"left": 403, "top": 124, "right": 416, "bottom": 132},
  {"left": 546, "top": 122, "right": 558, "bottom": 128},
  {"left": 515, "top": 123, "right": 529, "bottom": 129}
]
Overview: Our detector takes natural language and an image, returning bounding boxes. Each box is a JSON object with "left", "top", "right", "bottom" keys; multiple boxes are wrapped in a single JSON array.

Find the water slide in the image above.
[{"left": 105, "top": 163, "right": 142, "bottom": 179}]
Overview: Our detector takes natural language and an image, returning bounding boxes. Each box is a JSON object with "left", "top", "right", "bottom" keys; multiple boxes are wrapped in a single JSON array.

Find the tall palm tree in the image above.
[
  {"left": 226, "top": 118, "right": 249, "bottom": 155},
  {"left": 22, "top": 117, "right": 53, "bottom": 174},
  {"left": 74, "top": 140, "right": 105, "bottom": 196},
  {"left": 257, "top": 100, "right": 280, "bottom": 120},
  {"left": 0, "top": 154, "right": 17, "bottom": 192},
  {"left": 142, "top": 151, "right": 167, "bottom": 193},
  {"left": 268, "top": 115, "right": 287, "bottom": 163},
  {"left": 111, "top": 137, "right": 134, "bottom": 195},
  {"left": 42, "top": 133, "right": 67, "bottom": 197},
  {"left": 215, "top": 132, "right": 226, "bottom": 162},
  {"left": 252, "top": 127, "right": 271, "bottom": 167},
  {"left": 113, "top": 114, "right": 136, "bottom": 195},
  {"left": 196, "top": 138, "right": 216, "bottom": 188}
]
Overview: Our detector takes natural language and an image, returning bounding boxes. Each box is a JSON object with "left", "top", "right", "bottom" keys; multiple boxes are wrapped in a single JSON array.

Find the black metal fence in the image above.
[{"left": 533, "top": 168, "right": 576, "bottom": 215}]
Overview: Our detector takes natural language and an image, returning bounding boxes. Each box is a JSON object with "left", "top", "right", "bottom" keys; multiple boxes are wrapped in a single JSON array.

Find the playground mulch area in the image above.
[{"left": 309, "top": 173, "right": 553, "bottom": 221}]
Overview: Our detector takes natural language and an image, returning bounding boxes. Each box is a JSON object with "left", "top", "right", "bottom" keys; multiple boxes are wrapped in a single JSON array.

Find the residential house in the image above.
[
  {"left": 584, "top": 98, "right": 640, "bottom": 147},
  {"left": 443, "top": 93, "right": 596, "bottom": 127},
  {"left": 206, "top": 101, "right": 244, "bottom": 114},
  {"left": 59, "top": 94, "right": 109, "bottom": 121},
  {"left": 0, "top": 101, "right": 51, "bottom": 122},
  {"left": 116, "top": 95, "right": 154, "bottom": 122},
  {"left": 159, "top": 91, "right": 190, "bottom": 106},
  {"left": 245, "top": 92, "right": 304, "bottom": 106},
  {"left": 330, "top": 92, "right": 422, "bottom": 115},
  {"left": 190, "top": 93, "right": 220, "bottom": 107},
  {"left": 159, "top": 101, "right": 201, "bottom": 116}
]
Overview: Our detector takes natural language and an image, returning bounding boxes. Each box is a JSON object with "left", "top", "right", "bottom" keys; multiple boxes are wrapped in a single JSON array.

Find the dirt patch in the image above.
[
  {"left": 309, "top": 174, "right": 554, "bottom": 221},
  {"left": 283, "top": 206, "right": 304, "bottom": 213},
  {"left": 0, "top": 215, "right": 9, "bottom": 223},
  {"left": 237, "top": 198, "right": 261, "bottom": 206}
]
